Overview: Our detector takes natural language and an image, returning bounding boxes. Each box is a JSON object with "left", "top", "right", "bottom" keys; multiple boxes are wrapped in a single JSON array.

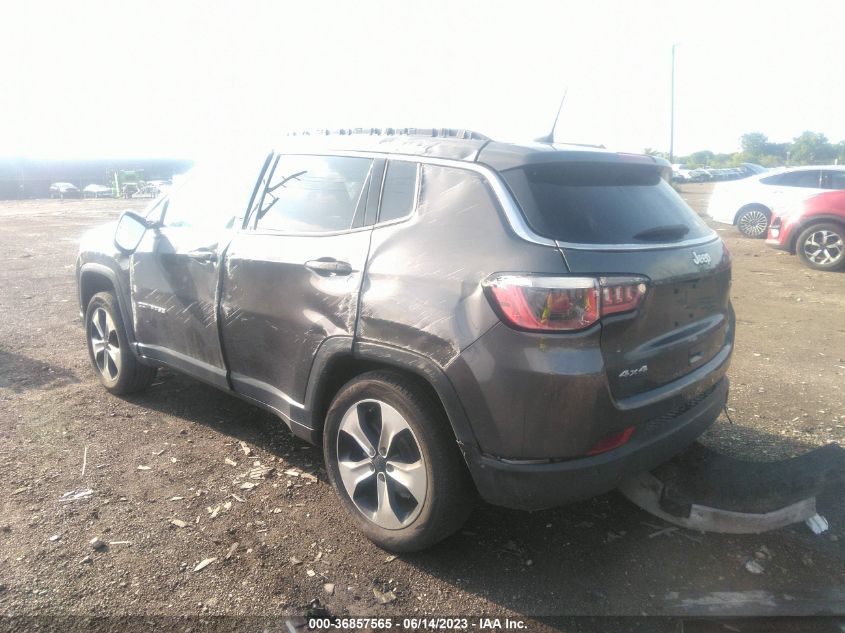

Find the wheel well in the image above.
[
  {"left": 310, "top": 355, "right": 453, "bottom": 440},
  {"left": 80, "top": 272, "right": 115, "bottom": 311},
  {"left": 734, "top": 204, "right": 770, "bottom": 225},
  {"left": 790, "top": 218, "right": 845, "bottom": 254}
]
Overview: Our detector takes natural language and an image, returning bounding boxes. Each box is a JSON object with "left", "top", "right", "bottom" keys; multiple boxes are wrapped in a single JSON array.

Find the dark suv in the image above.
[{"left": 76, "top": 130, "right": 733, "bottom": 551}]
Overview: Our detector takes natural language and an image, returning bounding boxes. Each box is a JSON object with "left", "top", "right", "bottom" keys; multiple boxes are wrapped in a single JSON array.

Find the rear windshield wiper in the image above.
[{"left": 633, "top": 224, "right": 690, "bottom": 241}]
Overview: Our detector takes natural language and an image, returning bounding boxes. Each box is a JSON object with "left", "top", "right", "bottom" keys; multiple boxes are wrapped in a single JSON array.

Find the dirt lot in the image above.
[{"left": 1, "top": 186, "right": 844, "bottom": 630}]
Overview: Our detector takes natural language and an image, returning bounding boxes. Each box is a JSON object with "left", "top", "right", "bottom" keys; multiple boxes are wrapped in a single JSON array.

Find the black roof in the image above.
[{"left": 278, "top": 129, "right": 669, "bottom": 172}]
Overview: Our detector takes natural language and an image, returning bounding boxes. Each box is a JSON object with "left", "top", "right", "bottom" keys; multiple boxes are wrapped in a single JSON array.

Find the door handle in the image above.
[
  {"left": 186, "top": 248, "right": 217, "bottom": 262},
  {"left": 305, "top": 259, "right": 353, "bottom": 276}
]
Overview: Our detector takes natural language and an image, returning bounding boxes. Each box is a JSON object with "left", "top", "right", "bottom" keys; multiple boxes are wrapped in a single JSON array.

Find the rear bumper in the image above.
[{"left": 464, "top": 377, "right": 728, "bottom": 511}]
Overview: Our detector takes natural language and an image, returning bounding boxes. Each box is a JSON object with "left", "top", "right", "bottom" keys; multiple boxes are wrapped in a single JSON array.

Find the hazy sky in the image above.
[{"left": 2, "top": 0, "right": 844, "bottom": 159}]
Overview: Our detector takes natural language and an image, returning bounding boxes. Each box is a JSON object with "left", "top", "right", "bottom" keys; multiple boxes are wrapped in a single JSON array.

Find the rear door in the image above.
[
  {"left": 219, "top": 153, "right": 378, "bottom": 423},
  {"left": 501, "top": 160, "right": 732, "bottom": 402},
  {"left": 760, "top": 169, "right": 824, "bottom": 206},
  {"left": 821, "top": 169, "right": 845, "bottom": 190}
]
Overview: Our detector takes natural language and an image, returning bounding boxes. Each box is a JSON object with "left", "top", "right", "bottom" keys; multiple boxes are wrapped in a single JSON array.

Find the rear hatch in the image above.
[{"left": 500, "top": 159, "right": 732, "bottom": 401}]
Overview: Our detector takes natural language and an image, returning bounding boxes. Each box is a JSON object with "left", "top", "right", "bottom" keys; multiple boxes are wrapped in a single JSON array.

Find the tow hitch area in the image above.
[{"left": 619, "top": 441, "right": 845, "bottom": 534}]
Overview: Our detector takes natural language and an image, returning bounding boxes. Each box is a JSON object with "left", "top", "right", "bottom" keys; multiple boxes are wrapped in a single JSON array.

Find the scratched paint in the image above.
[
  {"left": 359, "top": 163, "right": 566, "bottom": 367},
  {"left": 219, "top": 223, "right": 371, "bottom": 409}
]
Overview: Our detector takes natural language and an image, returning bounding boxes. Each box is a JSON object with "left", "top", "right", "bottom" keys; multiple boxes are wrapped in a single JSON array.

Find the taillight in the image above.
[
  {"left": 599, "top": 276, "right": 648, "bottom": 315},
  {"left": 483, "top": 274, "right": 648, "bottom": 332}
]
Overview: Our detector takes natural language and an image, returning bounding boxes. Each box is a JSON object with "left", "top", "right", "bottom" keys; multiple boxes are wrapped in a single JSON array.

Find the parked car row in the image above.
[
  {"left": 707, "top": 165, "right": 845, "bottom": 238},
  {"left": 673, "top": 163, "right": 766, "bottom": 184},
  {"left": 48, "top": 180, "right": 172, "bottom": 199},
  {"left": 699, "top": 164, "right": 845, "bottom": 271}
]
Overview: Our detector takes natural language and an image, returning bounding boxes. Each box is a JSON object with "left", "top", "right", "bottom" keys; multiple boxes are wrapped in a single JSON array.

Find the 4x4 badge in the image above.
[
  {"left": 692, "top": 251, "right": 712, "bottom": 266},
  {"left": 619, "top": 365, "right": 648, "bottom": 379}
]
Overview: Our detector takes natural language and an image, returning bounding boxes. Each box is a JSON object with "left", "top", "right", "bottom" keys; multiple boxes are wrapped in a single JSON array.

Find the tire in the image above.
[
  {"left": 85, "top": 291, "right": 156, "bottom": 394},
  {"left": 736, "top": 206, "right": 770, "bottom": 238},
  {"left": 323, "top": 370, "right": 475, "bottom": 552},
  {"left": 795, "top": 223, "right": 845, "bottom": 271}
]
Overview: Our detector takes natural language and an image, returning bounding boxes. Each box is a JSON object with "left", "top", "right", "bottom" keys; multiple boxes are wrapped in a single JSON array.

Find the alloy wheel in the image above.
[
  {"left": 336, "top": 399, "right": 427, "bottom": 530},
  {"left": 802, "top": 229, "right": 844, "bottom": 266},
  {"left": 738, "top": 209, "right": 769, "bottom": 237},
  {"left": 89, "top": 307, "right": 121, "bottom": 382}
]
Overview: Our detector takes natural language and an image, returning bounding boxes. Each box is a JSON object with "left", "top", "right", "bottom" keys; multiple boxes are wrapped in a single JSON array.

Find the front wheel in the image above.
[
  {"left": 796, "top": 223, "right": 845, "bottom": 271},
  {"left": 736, "top": 206, "right": 770, "bottom": 238},
  {"left": 323, "top": 370, "right": 474, "bottom": 552},
  {"left": 85, "top": 292, "right": 157, "bottom": 394}
]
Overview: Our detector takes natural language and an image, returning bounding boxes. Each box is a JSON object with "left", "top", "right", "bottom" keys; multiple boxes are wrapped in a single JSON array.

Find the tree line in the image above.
[{"left": 645, "top": 131, "right": 845, "bottom": 168}]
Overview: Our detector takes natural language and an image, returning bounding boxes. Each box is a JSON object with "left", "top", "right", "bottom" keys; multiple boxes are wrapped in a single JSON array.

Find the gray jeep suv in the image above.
[{"left": 76, "top": 129, "right": 733, "bottom": 551}]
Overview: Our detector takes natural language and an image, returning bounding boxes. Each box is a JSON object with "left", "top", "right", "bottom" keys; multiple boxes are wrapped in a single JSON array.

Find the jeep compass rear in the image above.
[
  {"left": 446, "top": 151, "right": 732, "bottom": 513},
  {"left": 77, "top": 131, "right": 732, "bottom": 551}
]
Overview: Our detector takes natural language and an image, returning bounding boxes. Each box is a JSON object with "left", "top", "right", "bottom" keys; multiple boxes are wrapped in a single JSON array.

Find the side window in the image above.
[
  {"left": 822, "top": 170, "right": 845, "bottom": 190},
  {"left": 378, "top": 160, "right": 418, "bottom": 223},
  {"left": 254, "top": 155, "right": 372, "bottom": 233},
  {"left": 766, "top": 170, "right": 822, "bottom": 188},
  {"left": 759, "top": 174, "right": 783, "bottom": 186},
  {"left": 163, "top": 158, "right": 261, "bottom": 229}
]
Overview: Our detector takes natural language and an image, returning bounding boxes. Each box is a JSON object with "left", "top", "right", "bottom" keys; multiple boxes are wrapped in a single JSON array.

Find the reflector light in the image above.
[{"left": 585, "top": 426, "right": 635, "bottom": 456}]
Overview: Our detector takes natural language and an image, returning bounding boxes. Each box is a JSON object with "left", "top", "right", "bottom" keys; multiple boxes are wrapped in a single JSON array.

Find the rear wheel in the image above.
[
  {"left": 323, "top": 370, "right": 474, "bottom": 551},
  {"left": 796, "top": 223, "right": 845, "bottom": 271},
  {"left": 736, "top": 206, "right": 770, "bottom": 238},
  {"left": 85, "top": 292, "right": 156, "bottom": 394}
]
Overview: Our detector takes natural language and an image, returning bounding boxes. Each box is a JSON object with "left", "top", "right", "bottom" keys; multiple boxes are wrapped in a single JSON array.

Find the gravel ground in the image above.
[{"left": 0, "top": 188, "right": 843, "bottom": 631}]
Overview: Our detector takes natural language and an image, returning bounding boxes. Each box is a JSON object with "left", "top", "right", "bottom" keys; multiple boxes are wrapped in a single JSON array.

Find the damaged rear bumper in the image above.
[
  {"left": 465, "top": 377, "right": 728, "bottom": 511},
  {"left": 619, "top": 440, "right": 845, "bottom": 534}
]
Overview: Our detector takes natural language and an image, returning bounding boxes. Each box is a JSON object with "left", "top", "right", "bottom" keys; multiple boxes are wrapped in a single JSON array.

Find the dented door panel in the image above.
[
  {"left": 220, "top": 229, "right": 372, "bottom": 421},
  {"left": 130, "top": 227, "right": 230, "bottom": 388}
]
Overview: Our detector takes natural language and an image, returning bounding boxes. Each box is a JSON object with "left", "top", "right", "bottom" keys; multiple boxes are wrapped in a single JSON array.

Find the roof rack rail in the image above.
[
  {"left": 286, "top": 127, "right": 491, "bottom": 141},
  {"left": 556, "top": 141, "right": 607, "bottom": 149}
]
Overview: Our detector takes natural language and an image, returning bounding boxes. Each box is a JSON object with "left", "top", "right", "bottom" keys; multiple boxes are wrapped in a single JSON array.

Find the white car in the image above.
[
  {"left": 82, "top": 184, "right": 113, "bottom": 198},
  {"left": 707, "top": 165, "right": 845, "bottom": 237},
  {"left": 48, "top": 182, "right": 80, "bottom": 198}
]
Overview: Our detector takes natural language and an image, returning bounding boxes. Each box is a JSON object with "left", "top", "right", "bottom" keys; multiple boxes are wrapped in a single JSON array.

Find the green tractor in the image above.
[{"left": 112, "top": 169, "right": 159, "bottom": 198}]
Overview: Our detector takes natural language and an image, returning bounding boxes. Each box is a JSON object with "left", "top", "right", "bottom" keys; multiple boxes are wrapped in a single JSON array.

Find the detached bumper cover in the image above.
[
  {"left": 618, "top": 439, "right": 845, "bottom": 534},
  {"left": 464, "top": 377, "right": 728, "bottom": 511}
]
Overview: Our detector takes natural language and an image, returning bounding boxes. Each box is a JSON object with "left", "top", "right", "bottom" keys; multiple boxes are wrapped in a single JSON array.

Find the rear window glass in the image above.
[{"left": 502, "top": 163, "right": 713, "bottom": 244}]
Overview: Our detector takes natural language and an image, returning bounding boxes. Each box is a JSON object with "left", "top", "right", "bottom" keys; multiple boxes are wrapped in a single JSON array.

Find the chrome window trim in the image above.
[
  {"left": 239, "top": 224, "right": 374, "bottom": 238},
  {"left": 554, "top": 233, "right": 719, "bottom": 252},
  {"left": 263, "top": 148, "right": 720, "bottom": 251},
  {"left": 373, "top": 159, "right": 421, "bottom": 228},
  {"left": 367, "top": 154, "right": 558, "bottom": 246}
]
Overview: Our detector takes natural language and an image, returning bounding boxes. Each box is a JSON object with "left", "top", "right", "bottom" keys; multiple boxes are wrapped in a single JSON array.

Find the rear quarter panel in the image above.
[{"left": 358, "top": 163, "right": 566, "bottom": 367}]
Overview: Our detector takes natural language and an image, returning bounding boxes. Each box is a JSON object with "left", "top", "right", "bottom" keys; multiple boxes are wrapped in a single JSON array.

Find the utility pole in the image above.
[{"left": 669, "top": 43, "right": 678, "bottom": 164}]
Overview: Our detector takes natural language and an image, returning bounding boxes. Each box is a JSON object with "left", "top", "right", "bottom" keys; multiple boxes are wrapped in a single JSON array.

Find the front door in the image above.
[
  {"left": 220, "top": 153, "right": 378, "bottom": 426},
  {"left": 131, "top": 156, "right": 267, "bottom": 388}
]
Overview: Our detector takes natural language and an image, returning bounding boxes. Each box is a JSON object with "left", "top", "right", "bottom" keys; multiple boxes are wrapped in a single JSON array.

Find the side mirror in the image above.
[{"left": 114, "top": 210, "right": 153, "bottom": 254}]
